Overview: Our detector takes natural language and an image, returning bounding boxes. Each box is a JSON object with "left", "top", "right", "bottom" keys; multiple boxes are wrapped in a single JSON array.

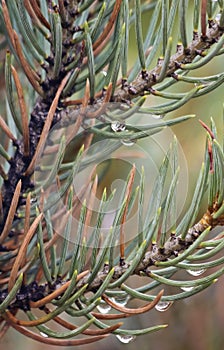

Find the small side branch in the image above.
[{"left": 113, "top": 23, "right": 224, "bottom": 102}]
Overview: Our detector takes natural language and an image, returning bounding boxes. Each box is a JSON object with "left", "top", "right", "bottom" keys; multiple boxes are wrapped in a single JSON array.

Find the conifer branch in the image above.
[{"left": 0, "top": 0, "right": 223, "bottom": 345}]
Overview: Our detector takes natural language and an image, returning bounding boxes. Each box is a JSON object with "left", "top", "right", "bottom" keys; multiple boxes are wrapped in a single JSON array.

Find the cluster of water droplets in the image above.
[
  {"left": 111, "top": 121, "right": 135, "bottom": 146},
  {"left": 111, "top": 121, "right": 126, "bottom": 133},
  {"left": 178, "top": 268, "right": 206, "bottom": 291},
  {"left": 96, "top": 295, "right": 136, "bottom": 344},
  {"left": 97, "top": 294, "right": 130, "bottom": 314}
]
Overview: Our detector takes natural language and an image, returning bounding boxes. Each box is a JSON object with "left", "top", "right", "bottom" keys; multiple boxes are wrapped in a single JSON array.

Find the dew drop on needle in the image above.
[
  {"left": 96, "top": 301, "right": 111, "bottom": 314},
  {"left": 155, "top": 301, "right": 173, "bottom": 312},
  {"left": 187, "top": 269, "right": 206, "bottom": 277},
  {"left": 116, "top": 335, "right": 136, "bottom": 344}
]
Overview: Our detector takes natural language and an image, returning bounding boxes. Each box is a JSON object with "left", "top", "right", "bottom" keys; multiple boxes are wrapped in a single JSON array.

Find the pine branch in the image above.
[
  {"left": 0, "top": 0, "right": 224, "bottom": 345},
  {"left": 0, "top": 205, "right": 223, "bottom": 310},
  {"left": 1, "top": 16, "right": 223, "bottom": 233},
  {"left": 113, "top": 22, "right": 224, "bottom": 102}
]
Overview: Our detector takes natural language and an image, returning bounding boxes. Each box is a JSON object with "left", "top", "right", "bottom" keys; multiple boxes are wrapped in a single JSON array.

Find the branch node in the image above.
[{"left": 128, "top": 85, "right": 138, "bottom": 95}]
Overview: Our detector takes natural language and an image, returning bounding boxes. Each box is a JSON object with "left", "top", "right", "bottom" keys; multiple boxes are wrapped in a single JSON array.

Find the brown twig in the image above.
[
  {"left": 44, "top": 23, "right": 224, "bottom": 118},
  {"left": 113, "top": 23, "right": 224, "bottom": 102},
  {"left": 74, "top": 209, "right": 219, "bottom": 294}
]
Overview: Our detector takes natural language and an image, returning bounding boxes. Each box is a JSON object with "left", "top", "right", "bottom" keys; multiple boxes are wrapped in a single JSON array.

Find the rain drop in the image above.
[
  {"left": 155, "top": 301, "right": 173, "bottom": 312},
  {"left": 111, "top": 295, "right": 130, "bottom": 307},
  {"left": 187, "top": 269, "right": 206, "bottom": 277},
  {"left": 30, "top": 197, "right": 37, "bottom": 204},
  {"left": 101, "top": 70, "right": 107, "bottom": 77},
  {"left": 180, "top": 286, "right": 194, "bottom": 292},
  {"left": 40, "top": 332, "right": 48, "bottom": 338},
  {"left": 121, "top": 139, "right": 135, "bottom": 147},
  {"left": 152, "top": 114, "right": 164, "bottom": 119},
  {"left": 96, "top": 301, "right": 111, "bottom": 314},
  {"left": 111, "top": 121, "right": 126, "bottom": 132},
  {"left": 116, "top": 334, "right": 136, "bottom": 344}
]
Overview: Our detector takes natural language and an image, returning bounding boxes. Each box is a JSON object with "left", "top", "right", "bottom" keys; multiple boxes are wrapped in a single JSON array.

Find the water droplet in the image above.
[
  {"left": 187, "top": 269, "right": 206, "bottom": 276},
  {"left": 101, "top": 70, "right": 107, "bottom": 77},
  {"left": 121, "top": 139, "right": 135, "bottom": 147},
  {"left": 205, "top": 246, "right": 213, "bottom": 250},
  {"left": 40, "top": 332, "right": 48, "bottom": 338},
  {"left": 111, "top": 121, "right": 126, "bottom": 132},
  {"left": 180, "top": 286, "right": 194, "bottom": 292},
  {"left": 152, "top": 114, "right": 164, "bottom": 119},
  {"left": 30, "top": 197, "right": 37, "bottom": 204},
  {"left": 155, "top": 301, "right": 173, "bottom": 312},
  {"left": 111, "top": 295, "right": 130, "bottom": 307},
  {"left": 96, "top": 301, "right": 111, "bottom": 314},
  {"left": 116, "top": 334, "right": 136, "bottom": 344}
]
